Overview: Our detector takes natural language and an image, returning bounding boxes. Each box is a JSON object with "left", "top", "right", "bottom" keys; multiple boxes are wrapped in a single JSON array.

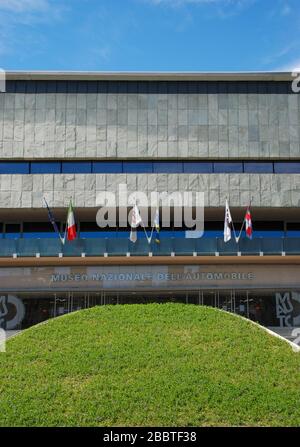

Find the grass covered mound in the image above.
[{"left": 0, "top": 303, "right": 300, "bottom": 427}]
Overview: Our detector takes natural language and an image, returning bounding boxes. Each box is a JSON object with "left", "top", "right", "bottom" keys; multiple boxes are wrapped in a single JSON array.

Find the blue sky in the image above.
[{"left": 0, "top": 0, "right": 299, "bottom": 71}]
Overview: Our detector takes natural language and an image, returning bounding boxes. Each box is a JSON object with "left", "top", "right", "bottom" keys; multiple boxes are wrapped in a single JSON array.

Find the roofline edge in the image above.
[{"left": 3, "top": 71, "right": 297, "bottom": 82}]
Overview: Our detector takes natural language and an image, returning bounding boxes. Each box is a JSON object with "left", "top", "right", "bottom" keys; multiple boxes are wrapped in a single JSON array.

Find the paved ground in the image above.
[
  {"left": 268, "top": 327, "right": 300, "bottom": 344},
  {"left": 5, "top": 331, "right": 21, "bottom": 339}
]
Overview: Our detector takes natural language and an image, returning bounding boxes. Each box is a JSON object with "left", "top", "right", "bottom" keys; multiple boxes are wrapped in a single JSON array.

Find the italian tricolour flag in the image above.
[{"left": 66, "top": 200, "right": 77, "bottom": 241}]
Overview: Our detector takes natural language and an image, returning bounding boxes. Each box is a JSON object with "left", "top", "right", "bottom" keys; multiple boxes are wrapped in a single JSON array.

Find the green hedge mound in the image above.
[{"left": 0, "top": 303, "right": 299, "bottom": 427}]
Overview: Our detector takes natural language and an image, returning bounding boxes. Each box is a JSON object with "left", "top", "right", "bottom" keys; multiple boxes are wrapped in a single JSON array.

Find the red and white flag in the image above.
[
  {"left": 245, "top": 206, "right": 253, "bottom": 239},
  {"left": 66, "top": 200, "right": 77, "bottom": 241}
]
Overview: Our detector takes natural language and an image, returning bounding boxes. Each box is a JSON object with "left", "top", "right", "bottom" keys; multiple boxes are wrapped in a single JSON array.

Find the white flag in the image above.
[
  {"left": 224, "top": 199, "right": 233, "bottom": 243},
  {"left": 129, "top": 205, "right": 143, "bottom": 243}
]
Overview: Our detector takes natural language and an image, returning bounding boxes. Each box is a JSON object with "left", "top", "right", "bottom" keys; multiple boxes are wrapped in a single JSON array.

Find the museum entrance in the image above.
[{"left": 1, "top": 288, "right": 299, "bottom": 330}]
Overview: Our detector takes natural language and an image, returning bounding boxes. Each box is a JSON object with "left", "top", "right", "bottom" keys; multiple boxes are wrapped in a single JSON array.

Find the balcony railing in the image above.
[{"left": 0, "top": 237, "right": 300, "bottom": 258}]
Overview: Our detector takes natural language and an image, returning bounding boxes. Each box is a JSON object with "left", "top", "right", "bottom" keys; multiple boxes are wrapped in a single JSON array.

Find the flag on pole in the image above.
[
  {"left": 153, "top": 208, "right": 160, "bottom": 244},
  {"left": 224, "top": 199, "right": 233, "bottom": 243},
  {"left": 66, "top": 200, "right": 77, "bottom": 241},
  {"left": 129, "top": 205, "right": 143, "bottom": 243},
  {"left": 245, "top": 206, "right": 253, "bottom": 239},
  {"left": 44, "top": 198, "right": 64, "bottom": 244}
]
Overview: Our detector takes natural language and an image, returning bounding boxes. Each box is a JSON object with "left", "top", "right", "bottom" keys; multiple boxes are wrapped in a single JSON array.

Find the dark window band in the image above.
[
  {"left": 5, "top": 80, "right": 296, "bottom": 94},
  {"left": 1, "top": 160, "right": 300, "bottom": 174},
  {"left": 0, "top": 220, "right": 297, "bottom": 239}
]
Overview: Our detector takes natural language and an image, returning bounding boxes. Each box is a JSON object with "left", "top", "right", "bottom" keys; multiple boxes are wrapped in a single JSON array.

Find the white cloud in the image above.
[
  {"left": 144, "top": 0, "right": 252, "bottom": 5},
  {"left": 0, "top": 0, "right": 49, "bottom": 13},
  {"left": 142, "top": 0, "right": 256, "bottom": 18},
  {"left": 281, "top": 4, "right": 291, "bottom": 15},
  {"left": 263, "top": 42, "right": 297, "bottom": 66},
  {"left": 268, "top": 1, "right": 294, "bottom": 19},
  {"left": 277, "top": 58, "right": 300, "bottom": 72},
  {"left": 0, "top": 0, "right": 66, "bottom": 60},
  {"left": 91, "top": 45, "right": 112, "bottom": 62},
  {"left": 0, "top": 0, "right": 66, "bottom": 23}
]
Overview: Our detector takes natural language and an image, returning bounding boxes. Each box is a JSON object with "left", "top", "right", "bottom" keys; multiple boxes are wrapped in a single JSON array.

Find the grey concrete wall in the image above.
[
  {"left": 0, "top": 173, "right": 299, "bottom": 208},
  {"left": 0, "top": 92, "right": 299, "bottom": 159}
]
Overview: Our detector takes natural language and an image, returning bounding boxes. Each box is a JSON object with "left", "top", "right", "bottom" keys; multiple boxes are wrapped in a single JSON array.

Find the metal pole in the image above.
[{"left": 246, "top": 290, "right": 249, "bottom": 318}]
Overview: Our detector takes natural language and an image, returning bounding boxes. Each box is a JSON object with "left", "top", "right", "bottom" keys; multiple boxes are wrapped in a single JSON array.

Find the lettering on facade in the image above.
[
  {"left": 275, "top": 292, "right": 300, "bottom": 327},
  {"left": 51, "top": 271, "right": 255, "bottom": 283},
  {"left": 0, "top": 295, "right": 25, "bottom": 330}
]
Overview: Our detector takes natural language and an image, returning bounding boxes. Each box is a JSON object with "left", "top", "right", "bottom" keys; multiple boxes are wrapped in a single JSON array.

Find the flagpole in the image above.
[
  {"left": 43, "top": 197, "right": 65, "bottom": 245},
  {"left": 139, "top": 206, "right": 151, "bottom": 243},
  {"left": 231, "top": 219, "right": 239, "bottom": 243},
  {"left": 148, "top": 208, "right": 157, "bottom": 244},
  {"left": 236, "top": 219, "right": 245, "bottom": 243},
  {"left": 62, "top": 223, "right": 67, "bottom": 245},
  {"left": 149, "top": 225, "right": 154, "bottom": 244},
  {"left": 143, "top": 225, "right": 151, "bottom": 244}
]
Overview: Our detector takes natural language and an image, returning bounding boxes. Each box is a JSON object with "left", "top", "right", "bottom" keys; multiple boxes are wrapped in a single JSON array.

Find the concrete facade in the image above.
[
  {"left": 0, "top": 173, "right": 299, "bottom": 208},
  {"left": 0, "top": 72, "right": 299, "bottom": 211},
  {"left": 0, "top": 91, "right": 299, "bottom": 160}
]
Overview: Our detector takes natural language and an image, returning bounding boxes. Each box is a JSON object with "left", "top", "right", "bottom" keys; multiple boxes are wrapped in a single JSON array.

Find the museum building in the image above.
[{"left": 0, "top": 71, "right": 300, "bottom": 330}]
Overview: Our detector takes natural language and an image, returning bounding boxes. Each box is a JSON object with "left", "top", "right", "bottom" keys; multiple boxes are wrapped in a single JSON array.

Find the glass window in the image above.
[
  {"left": 62, "top": 162, "right": 92, "bottom": 173},
  {"left": 22, "top": 222, "right": 60, "bottom": 239},
  {"left": 253, "top": 221, "right": 284, "bottom": 238},
  {"left": 170, "top": 230, "right": 185, "bottom": 238},
  {"left": 183, "top": 162, "right": 213, "bottom": 173},
  {"left": 153, "top": 162, "right": 183, "bottom": 173},
  {"left": 255, "top": 221, "right": 284, "bottom": 230},
  {"left": 203, "top": 221, "right": 230, "bottom": 238},
  {"left": 286, "top": 222, "right": 300, "bottom": 237},
  {"left": 286, "top": 231, "right": 300, "bottom": 237},
  {"left": 81, "top": 231, "right": 117, "bottom": 239},
  {"left": 30, "top": 162, "right": 61, "bottom": 174},
  {"left": 80, "top": 232, "right": 103, "bottom": 239},
  {"left": 80, "top": 222, "right": 99, "bottom": 232},
  {"left": 0, "top": 162, "right": 29, "bottom": 174},
  {"left": 274, "top": 162, "right": 300, "bottom": 173},
  {"left": 80, "top": 222, "right": 107, "bottom": 238},
  {"left": 56, "top": 81, "right": 67, "bottom": 93},
  {"left": 244, "top": 162, "right": 273, "bottom": 173},
  {"left": 123, "top": 162, "right": 153, "bottom": 173},
  {"left": 202, "top": 230, "right": 223, "bottom": 238},
  {"left": 92, "top": 162, "right": 122, "bottom": 173},
  {"left": 116, "top": 231, "right": 131, "bottom": 238},
  {"left": 213, "top": 162, "right": 243, "bottom": 173},
  {"left": 5, "top": 223, "right": 21, "bottom": 239},
  {"left": 23, "top": 232, "right": 59, "bottom": 239}
]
